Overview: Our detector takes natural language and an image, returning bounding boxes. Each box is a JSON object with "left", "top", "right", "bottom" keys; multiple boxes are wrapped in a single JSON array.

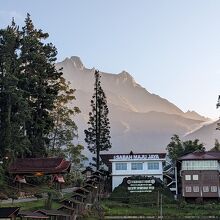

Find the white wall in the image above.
[{"left": 111, "top": 160, "right": 164, "bottom": 190}]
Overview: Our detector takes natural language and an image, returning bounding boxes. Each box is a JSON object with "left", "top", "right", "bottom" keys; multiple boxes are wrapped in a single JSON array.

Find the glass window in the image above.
[
  {"left": 182, "top": 160, "right": 218, "bottom": 170},
  {"left": 185, "top": 175, "right": 191, "bottom": 181},
  {"left": 211, "top": 186, "right": 217, "bottom": 192},
  {"left": 192, "top": 175, "right": 198, "bottom": 180},
  {"left": 203, "top": 186, "right": 209, "bottom": 192},
  {"left": 131, "top": 163, "right": 143, "bottom": 170},
  {"left": 115, "top": 163, "right": 127, "bottom": 170},
  {"left": 148, "top": 162, "right": 159, "bottom": 170},
  {"left": 185, "top": 186, "right": 192, "bottom": 192},
  {"left": 193, "top": 186, "right": 199, "bottom": 192}
]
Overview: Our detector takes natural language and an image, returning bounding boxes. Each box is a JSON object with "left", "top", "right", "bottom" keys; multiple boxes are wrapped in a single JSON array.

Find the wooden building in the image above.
[
  {"left": 0, "top": 207, "right": 20, "bottom": 220},
  {"left": 8, "top": 157, "right": 71, "bottom": 192},
  {"left": 180, "top": 151, "right": 220, "bottom": 199}
]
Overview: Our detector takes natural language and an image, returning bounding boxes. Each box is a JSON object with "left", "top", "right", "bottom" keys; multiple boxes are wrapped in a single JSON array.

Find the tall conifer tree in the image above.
[
  {"left": 0, "top": 20, "right": 30, "bottom": 160},
  {"left": 19, "top": 14, "right": 62, "bottom": 156},
  {"left": 84, "top": 70, "right": 111, "bottom": 170}
]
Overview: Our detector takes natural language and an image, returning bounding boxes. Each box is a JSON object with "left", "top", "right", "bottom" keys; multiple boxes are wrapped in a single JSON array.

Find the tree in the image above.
[
  {"left": 0, "top": 20, "right": 31, "bottom": 160},
  {"left": 19, "top": 14, "right": 62, "bottom": 157},
  {"left": 48, "top": 76, "right": 86, "bottom": 167},
  {"left": 166, "top": 134, "right": 205, "bottom": 163},
  {"left": 84, "top": 70, "right": 111, "bottom": 170}
]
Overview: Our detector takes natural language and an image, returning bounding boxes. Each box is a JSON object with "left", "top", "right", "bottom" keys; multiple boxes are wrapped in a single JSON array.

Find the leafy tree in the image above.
[
  {"left": 166, "top": 134, "right": 183, "bottom": 163},
  {"left": 19, "top": 14, "right": 62, "bottom": 156},
  {"left": 166, "top": 134, "right": 205, "bottom": 163},
  {"left": 84, "top": 70, "right": 111, "bottom": 170},
  {"left": 48, "top": 77, "right": 86, "bottom": 167}
]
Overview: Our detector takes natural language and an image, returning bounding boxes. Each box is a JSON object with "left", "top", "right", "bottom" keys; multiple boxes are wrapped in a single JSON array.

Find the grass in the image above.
[
  {"left": 101, "top": 199, "right": 220, "bottom": 217},
  {"left": 0, "top": 199, "right": 60, "bottom": 211}
]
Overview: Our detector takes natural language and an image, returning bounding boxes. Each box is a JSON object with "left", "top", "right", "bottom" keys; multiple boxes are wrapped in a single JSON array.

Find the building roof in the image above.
[
  {"left": 0, "top": 207, "right": 20, "bottom": 217},
  {"left": 36, "top": 209, "right": 71, "bottom": 217},
  {"left": 71, "top": 192, "right": 87, "bottom": 198},
  {"left": 19, "top": 211, "right": 48, "bottom": 219},
  {"left": 179, "top": 151, "right": 220, "bottom": 161},
  {"left": 73, "top": 187, "right": 90, "bottom": 194},
  {"left": 57, "top": 205, "right": 75, "bottom": 211},
  {"left": 8, "top": 157, "right": 71, "bottom": 174}
]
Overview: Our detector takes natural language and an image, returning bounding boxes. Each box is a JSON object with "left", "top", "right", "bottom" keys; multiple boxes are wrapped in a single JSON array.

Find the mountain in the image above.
[
  {"left": 184, "top": 120, "right": 220, "bottom": 149},
  {"left": 56, "top": 56, "right": 211, "bottom": 153},
  {"left": 184, "top": 110, "right": 210, "bottom": 122}
]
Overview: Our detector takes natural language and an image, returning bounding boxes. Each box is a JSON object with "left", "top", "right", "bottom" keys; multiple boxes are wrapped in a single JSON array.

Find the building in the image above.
[
  {"left": 8, "top": 157, "right": 71, "bottom": 190},
  {"left": 101, "top": 152, "right": 166, "bottom": 190},
  {"left": 0, "top": 207, "right": 20, "bottom": 220},
  {"left": 179, "top": 151, "right": 220, "bottom": 199}
]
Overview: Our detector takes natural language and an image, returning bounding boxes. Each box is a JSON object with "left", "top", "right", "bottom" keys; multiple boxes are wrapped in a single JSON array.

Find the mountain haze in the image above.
[{"left": 56, "top": 56, "right": 212, "bottom": 153}]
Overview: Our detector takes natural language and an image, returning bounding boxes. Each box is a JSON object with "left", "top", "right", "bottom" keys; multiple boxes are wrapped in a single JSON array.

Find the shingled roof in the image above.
[
  {"left": 0, "top": 207, "right": 20, "bottom": 217},
  {"left": 8, "top": 157, "right": 71, "bottom": 174},
  {"left": 179, "top": 151, "right": 220, "bottom": 161}
]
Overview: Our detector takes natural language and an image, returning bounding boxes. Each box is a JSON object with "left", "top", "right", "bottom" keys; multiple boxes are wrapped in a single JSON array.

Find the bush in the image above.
[{"left": 34, "top": 193, "right": 43, "bottom": 199}]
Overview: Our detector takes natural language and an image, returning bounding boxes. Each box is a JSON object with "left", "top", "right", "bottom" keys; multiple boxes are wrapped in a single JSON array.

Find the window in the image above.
[
  {"left": 131, "top": 163, "right": 143, "bottom": 170},
  {"left": 185, "top": 186, "right": 192, "bottom": 192},
  {"left": 193, "top": 186, "right": 199, "bottom": 192},
  {"left": 211, "top": 186, "right": 217, "bottom": 192},
  {"left": 148, "top": 162, "right": 159, "bottom": 170},
  {"left": 182, "top": 160, "right": 218, "bottom": 170},
  {"left": 115, "top": 163, "right": 127, "bottom": 170},
  {"left": 203, "top": 186, "right": 209, "bottom": 192},
  {"left": 185, "top": 175, "right": 191, "bottom": 181},
  {"left": 192, "top": 175, "right": 198, "bottom": 180}
]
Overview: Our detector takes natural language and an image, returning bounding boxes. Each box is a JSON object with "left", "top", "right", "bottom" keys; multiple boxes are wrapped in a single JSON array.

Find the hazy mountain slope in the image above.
[
  {"left": 184, "top": 110, "right": 210, "bottom": 122},
  {"left": 184, "top": 120, "right": 220, "bottom": 149},
  {"left": 56, "top": 57, "right": 185, "bottom": 115},
  {"left": 56, "top": 56, "right": 209, "bottom": 153}
]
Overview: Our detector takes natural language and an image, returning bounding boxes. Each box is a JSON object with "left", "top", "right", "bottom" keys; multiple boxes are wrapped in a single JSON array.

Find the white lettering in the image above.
[{"left": 113, "top": 154, "right": 160, "bottom": 160}]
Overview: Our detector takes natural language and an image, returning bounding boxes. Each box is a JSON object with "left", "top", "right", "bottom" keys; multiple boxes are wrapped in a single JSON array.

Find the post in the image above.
[
  {"left": 160, "top": 194, "right": 163, "bottom": 219},
  {"left": 175, "top": 166, "right": 178, "bottom": 198}
]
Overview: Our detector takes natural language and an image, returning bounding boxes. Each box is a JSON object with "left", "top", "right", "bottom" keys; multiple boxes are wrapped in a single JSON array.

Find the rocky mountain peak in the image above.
[
  {"left": 63, "top": 56, "right": 84, "bottom": 70},
  {"left": 117, "top": 70, "right": 138, "bottom": 87}
]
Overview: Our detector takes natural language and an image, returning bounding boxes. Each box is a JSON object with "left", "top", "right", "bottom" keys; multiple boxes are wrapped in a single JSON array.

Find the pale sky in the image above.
[{"left": 1, "top": 0, "right": 220, "bottom": 119}]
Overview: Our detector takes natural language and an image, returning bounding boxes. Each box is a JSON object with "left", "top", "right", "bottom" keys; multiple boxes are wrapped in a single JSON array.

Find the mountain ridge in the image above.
[{"left": 56, "top": 56, "right": 212, "bottom": 152}]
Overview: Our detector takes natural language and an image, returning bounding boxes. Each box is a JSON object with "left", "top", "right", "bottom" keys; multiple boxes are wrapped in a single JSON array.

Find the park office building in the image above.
[
  {"left": 101, "top": 152, "right": 166, "bottom": 190},
  {"left": 179, "top": 151, "right": 220, "bottom": 199}
]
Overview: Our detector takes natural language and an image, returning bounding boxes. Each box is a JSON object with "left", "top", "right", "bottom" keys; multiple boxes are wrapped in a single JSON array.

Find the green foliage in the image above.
[
  {"left": 48, "top": 76, "right": 86, "bottom": 173},
  {"left": 8, "top": 193, "right": 18, "bottom": 204},
  {"left": 166, "top": 134, "right": 205, "bottom": 162},
  {"left": 0, "top": 14, "right": 82, "bottom": 162},
  {"left": 84, "top": 70, "right": 111, "bottom": 170},
  {"left": 19, "top": 14, "right": 62, "bottom": 157},
  {"left": 109, "top": 176, "right": 174, "bottom": 206},
  {"left": 34, "top": 192, "right": 43, "bottom": 199},
  {"left": 0, "top": 20, "right": 31, "bottom": 160}
]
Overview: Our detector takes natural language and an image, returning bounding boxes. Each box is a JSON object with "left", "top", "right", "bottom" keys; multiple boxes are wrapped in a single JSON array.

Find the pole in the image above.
[
  {"left": 160, "top": 194, "right": 163, "bottom": 219},
  {"left": 175, "top": 166, "right": 178, "bottom": 198}
]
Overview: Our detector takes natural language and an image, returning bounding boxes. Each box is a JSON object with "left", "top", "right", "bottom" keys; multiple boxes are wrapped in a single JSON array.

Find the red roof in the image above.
[
  {"left": 179, "top": 151, "right": 220, "bottom": 161},
  {"left": 8, "top": 157, "right": 71, "bottom": 174}
]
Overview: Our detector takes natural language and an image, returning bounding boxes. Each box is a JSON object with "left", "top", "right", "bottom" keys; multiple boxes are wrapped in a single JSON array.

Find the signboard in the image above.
[
  {"left": 113, "top": 154, "right": 160, "bottom": 160},
  {"left": 127, "top": 178, "right": 155, "bottom": 193}
]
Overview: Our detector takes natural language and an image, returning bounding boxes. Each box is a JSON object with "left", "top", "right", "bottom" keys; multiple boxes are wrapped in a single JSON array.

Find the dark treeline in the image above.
[{"left": 0, "top": 14, "right": 82, "bottom": 163}]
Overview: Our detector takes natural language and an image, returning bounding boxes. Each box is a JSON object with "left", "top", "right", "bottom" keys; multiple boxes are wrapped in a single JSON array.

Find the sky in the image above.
[{"left": 1, "top": 0, "right": 220, "bottom": 119}]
